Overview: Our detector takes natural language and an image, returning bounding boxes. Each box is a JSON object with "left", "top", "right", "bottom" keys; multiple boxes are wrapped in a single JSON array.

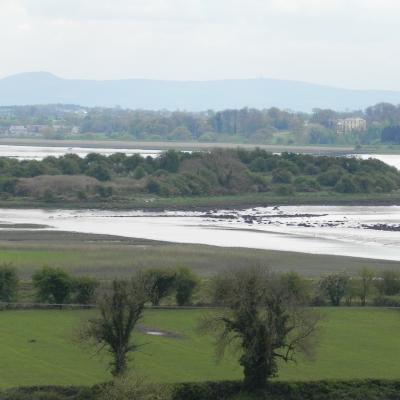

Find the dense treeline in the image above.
[
  {"left": 0, "top": 149, "right": 398, "bottom": 201},
  {"left": 2, "top": 102, "right": 400, "bottom": 145},
  {"left": 2, "top": 263, "right": 400, "bottom": 308}
]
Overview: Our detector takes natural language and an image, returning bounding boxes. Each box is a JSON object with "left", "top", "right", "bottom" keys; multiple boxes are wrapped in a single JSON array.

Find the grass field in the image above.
[
  {"left": 0, "top": 308, "right": 400, "bottom": 388},
  {"left": 0, "top": 231, "right": 399, "bottom": 279}
]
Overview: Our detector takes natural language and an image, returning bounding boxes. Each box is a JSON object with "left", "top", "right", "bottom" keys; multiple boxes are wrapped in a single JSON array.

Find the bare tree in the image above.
[
  {"left": 201, "top": 266, "right": 320, "bottom": 391},
  {"left": 81, "top": 274, "right": 149, "bottom": 376}
]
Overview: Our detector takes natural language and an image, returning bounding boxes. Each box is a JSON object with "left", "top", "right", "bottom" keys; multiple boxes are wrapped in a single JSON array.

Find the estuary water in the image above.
[{"left": 0, "top": 206, "right": 400, "bottom": 261}]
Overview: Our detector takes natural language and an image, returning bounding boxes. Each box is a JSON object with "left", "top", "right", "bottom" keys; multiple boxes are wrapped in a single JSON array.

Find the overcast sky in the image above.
[{"left": 1, "top": 0, "right": 400, "bottom": 89}]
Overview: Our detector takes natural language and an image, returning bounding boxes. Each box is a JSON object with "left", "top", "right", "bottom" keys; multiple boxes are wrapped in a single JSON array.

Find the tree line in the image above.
[
  {"left": 0, "top": 149, "right": 399, "bottom": 201},
  {"left": 2, "top": 102, "right": 400, "bottom": 145},
  {"left": 2, "top": 264, "right": 400, "bottom": 309}
]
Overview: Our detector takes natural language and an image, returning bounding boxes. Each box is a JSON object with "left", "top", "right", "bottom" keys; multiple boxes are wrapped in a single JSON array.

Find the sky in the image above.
[{"left": 1, "top": 0, "right": 400, "bottom": 89}]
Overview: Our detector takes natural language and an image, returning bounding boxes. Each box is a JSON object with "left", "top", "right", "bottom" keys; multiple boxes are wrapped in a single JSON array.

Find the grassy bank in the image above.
[
  {"left": 0, "top": 308, "right": 400, "bottom": 388},
  {"left": 1, "top": 190, "right": 400, "bottom": 211},
  {"left": 1, "top": 230, "right": 399, "bottom": 279}
]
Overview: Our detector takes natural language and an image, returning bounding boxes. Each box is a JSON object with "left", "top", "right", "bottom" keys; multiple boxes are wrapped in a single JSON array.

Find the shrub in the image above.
[
  {"left": 32, "top": 267, "right": 73, "bottom": 304},
  {"left": 334, "top": 175, "right": 358, "bottom": 193},
  {"left": 174, "top": 268, "right": 199, "bottom": 306},
  {"left": 0, "top": 263, "right": 18, "bottom": 302},
  {"left": 146, "top": 178, "right": 161, "bottom": 194},
  {"left": 73, "top": 277, "right": 99, "bottom": 304},
  {"left": 97, "top": 375, "right": 170, "bottom": 400},
  {"left": 272, "top": 169, "right": 293, "bottom": 184},
  {"left": 86, "top": 162, "right": 111, "bottom": 181},
  {"left": 133, "top": 165, "right": 147, "bottom": 179}
]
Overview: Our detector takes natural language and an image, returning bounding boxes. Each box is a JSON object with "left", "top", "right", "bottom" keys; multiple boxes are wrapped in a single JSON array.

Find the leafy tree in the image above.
[
  {"left": 143, "top": 268, "right": 176, "bottom": 306},
  {"left": 73, "top": 276, "right": 99, "bottom": 304},
  {"left": 32, "top": 267, "right": 73, "bottom": 304},
  {"left": 201, "top": 267, "right": 320, "bottom": 390},
  {"left": 272, "top": 169, "right": 293, "bottom": 184},
  {"left": 81, "top": 275, "right": 149, "bottom": 376},
  {"left": 86, "top": 162, "right": 112, "bottom": 181},
  {"left": 318, "top": 273, "right": 350, "bottom": 306},
  {"left": 174, "top": 268, "right": 199, "bottom": 306},
  {"left": 0, "top": 263, "right": 18, "bottom": 302},
  {"left": 133, "top": 165, "right": 147, "bottom": 179},
  {"left": 159, "top": 150, "right": 180, "bottom": 173},
  {"left": 334, "top": 175, "right": 357, "bottom": 193}
]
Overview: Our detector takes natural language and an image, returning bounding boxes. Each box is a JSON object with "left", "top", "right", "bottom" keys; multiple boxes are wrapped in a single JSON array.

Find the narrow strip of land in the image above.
[{"left": 0, "top": 138, "right": 356, "bottom": 154}]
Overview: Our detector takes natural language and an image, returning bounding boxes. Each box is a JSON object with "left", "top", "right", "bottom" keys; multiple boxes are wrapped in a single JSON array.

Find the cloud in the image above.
[{"left": 0, "top": 0, "right": 400, "bottom": 90}]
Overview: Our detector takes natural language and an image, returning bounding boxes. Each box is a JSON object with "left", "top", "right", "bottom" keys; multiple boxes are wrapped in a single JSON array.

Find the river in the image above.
[
  {"left": 0, "top": 145, "right": 399, "bottom": 261},
  {"left": 0, "top": 206, "right": 400, "bottom": 261}
]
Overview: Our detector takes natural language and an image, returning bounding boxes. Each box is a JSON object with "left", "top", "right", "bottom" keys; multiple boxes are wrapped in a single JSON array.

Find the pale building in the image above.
[{"left": 336, "top": 118, "right": 367, "bottom": 134}]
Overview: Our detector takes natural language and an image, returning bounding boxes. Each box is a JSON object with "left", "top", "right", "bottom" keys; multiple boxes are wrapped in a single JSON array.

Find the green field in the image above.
[
  {"left": 1, "top": 231, "right": 399, "bottom": 280},
  {"left": 0, "top": 308, "right": 400, "bottom": 389}
]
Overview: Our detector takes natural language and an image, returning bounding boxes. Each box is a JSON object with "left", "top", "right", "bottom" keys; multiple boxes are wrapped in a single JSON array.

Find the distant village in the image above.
[{"left": 2, "top": 124, "right": 80, "bottom": 137}]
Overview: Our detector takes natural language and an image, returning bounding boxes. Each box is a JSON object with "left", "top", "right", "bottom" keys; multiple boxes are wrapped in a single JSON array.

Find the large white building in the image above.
[{"left": 336, "top": 118, "right": 367, "bottom": 134}]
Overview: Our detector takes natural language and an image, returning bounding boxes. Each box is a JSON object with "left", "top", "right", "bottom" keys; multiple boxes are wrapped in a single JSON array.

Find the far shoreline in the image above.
[{"left": 0, "top": 137, "right": 358, "bottom": 154}]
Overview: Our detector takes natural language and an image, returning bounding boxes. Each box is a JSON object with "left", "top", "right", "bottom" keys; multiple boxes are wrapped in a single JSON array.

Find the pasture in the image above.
[{"left": 0, "top": 308, "right": 399, "bottom": 388}]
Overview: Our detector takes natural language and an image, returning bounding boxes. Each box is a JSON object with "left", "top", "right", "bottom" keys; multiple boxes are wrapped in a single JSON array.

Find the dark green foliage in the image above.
[
  {"left": 133, "top": 165, "right": 147, "bottom": 179},
  {"left": 73, "top": 277, "right": 99, "bottom": 304},
  {"left": 335, "top": 175, "right": 357, "bottom": 193},
  {"left": 317, "top": 168, "right": 344, "bottom": 186},
  {"left": 143, "top": 268, "right": 177, "bottom": 306},
  {"left": 170, "top": 380, "right": 400, "bottom": 400},
  {"left": 294, "top": 176, "right": 320, "bottom": 192},
  {"left": 4, "top": 381, "right": 400, "bottom": 400},
  {"left": 159, "top": 150, "right": 180, "bottom": 173},
  {"left": 272, "top": 169, "right": 293, "bottom": 184},
  {"left": 174, "top": 268, "right": 199, "bottom": 306},
  {"left": 32, "top": 267, "right": 73, "bottom": 304},
  {"left": 0, "top": 263, "right": 18, "bottom": 302},
  {"left": 85, "top": 162, "right": 111, "bottom": 181},
  {"left": 0, "top": 149, "right": 398, "bottom": 200},
  {"left": 381, "top": 125, "right": 400, "bottom": 144}
]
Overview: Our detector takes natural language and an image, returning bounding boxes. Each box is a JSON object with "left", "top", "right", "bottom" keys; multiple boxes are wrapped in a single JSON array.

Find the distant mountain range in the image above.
[{"left": 1, "top": 71, "right": 400, "bottom": 112}]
